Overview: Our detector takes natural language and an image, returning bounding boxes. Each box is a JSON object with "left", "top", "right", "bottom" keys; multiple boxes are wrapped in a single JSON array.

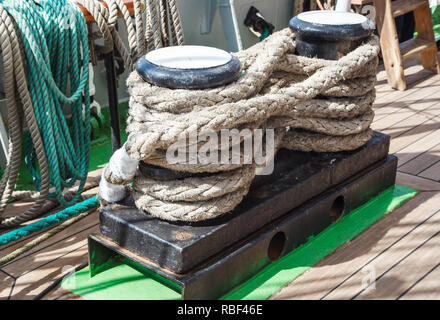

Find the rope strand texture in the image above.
[
  {"left": 0, "top": 196, "right": 98, "bottom": 247},
  {"left": 78, "top": 0, "right": 185, "bottom": 70},
  {"left": 0, "top": 0, "right": 91, "bottom": 227},
  {"left": 0, "top": 0, "right": 184, "bottom": 227},
  {"left": 100, "top": 28, "right": 380, "bottom": 222}
]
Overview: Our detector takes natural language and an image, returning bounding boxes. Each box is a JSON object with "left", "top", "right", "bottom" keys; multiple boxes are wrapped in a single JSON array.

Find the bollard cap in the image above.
[
  {"left": 137, "top": 45, "right": 241, "bottom": 89},
  {"left": 289, "top": 10, "right": 374, "bottom": 41}
]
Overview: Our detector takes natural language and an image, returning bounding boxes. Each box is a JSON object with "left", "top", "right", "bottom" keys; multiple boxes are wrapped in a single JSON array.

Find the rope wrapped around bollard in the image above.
[{"left": 99, "top": 27, "right": 380, "bottom": 222}]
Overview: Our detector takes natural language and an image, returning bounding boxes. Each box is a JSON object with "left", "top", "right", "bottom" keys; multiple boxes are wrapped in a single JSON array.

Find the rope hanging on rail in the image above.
[
  {"left": 0, "top": 0, "right": 183, "bottom": 228},
  {"left": 0, "top": 0, "right": 91, "bottom": 227},
  {"left": 77, "top": 0, "right": 184, "bottom": 70}
]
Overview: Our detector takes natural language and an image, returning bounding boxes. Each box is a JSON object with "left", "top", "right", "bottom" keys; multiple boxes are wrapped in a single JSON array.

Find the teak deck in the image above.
[{"left": 1, "top": 55, "right": 440, "bottom": 300}]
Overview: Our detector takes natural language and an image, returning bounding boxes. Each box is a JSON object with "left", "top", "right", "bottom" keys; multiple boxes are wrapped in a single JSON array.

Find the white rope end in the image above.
[
  {"left": 98, "top": 145, "right": 139, "bottom": 203},
  {"left": 109, "top": 145, "right": 139, "bottom": 181},
  {"left": 98, "top": 175, "right": 127, "bottom": 203}
]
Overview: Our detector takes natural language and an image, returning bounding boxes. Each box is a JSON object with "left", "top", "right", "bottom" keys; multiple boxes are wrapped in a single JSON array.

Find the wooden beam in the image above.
[{"left": 374, "top": 0, "right": 407, "bottom": 90}]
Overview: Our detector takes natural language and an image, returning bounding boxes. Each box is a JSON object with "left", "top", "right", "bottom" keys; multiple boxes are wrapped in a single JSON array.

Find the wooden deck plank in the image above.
[
  {"left": 372, "top": 75, "right": 440, "bottom": 122},
  {"left": 354, "top": 232, "right": 440, "bottom": 299},
  {"left": 393, "top": 128, "right": 440, "bottom": 167},
  {"left": 383, "top": 109, "right": 440, "bottom": 140},
  {"left": 1, "top": 215, "right": 98, "bottom": 278},
  {"left": 0, "top": 270, "right": 15, "bottom": 300},
  {"left": 373, "top": 72, "right": 438, "bottom": 108},
  {"left": 8, "top": 244, "right": 90, "bottom": 300},
  {"left": 372, "top": 81, "right": 440, "bottom": 131},
  {"left": 270, "top": 191, "right": 440, "bottom": 300},
  {"left": 321, "top": 193, "right": 440, "bottom": 300},
  {"left": 0, "top": 173, "right": 100, "bottom": 299},
  {"left": 398, "top": 141, "right": 440, "bottom": 175},
  {"left": 396, "top": 172, "right": 440, "bottom": 191},
  {"left": 0, "top": 169, "right": 101, "bottom": 224},
  {"left": 399, "top": 263, "right": 440, "bottom": 299},
  {"left": 0, "top": 207, "right": 98, "bottom": 259},
  {"left": 418, "top": 160, "right": 440, "bottom": 181},
  {"left": 41, "top": 282, "right": 84, "bottom": 300},
  {"left": 0, "top": 183, "right": 99, "bottom": 256},
  {"left": 373, "top": 64, "right": 436, "bottom": 102},
  {"left": 388, "top": 116, "right": 440, "bottom": 154},
  {"left": 373, "top": 52, "right": 440, "bottom": 103}
]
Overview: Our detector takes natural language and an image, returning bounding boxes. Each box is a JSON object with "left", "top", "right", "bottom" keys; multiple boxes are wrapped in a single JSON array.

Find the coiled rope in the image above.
[
  {"left": 0, "top": 0, "right": 183, "bottom": 229},
  {"left": 100, "top": 27, "right": 380, "bottom": 222},
  {"left": 0, "top": 0, "right": 90, "bottom": 227},
  {"left": 0, "top": 0, "right": 182, "bottom": 262}
]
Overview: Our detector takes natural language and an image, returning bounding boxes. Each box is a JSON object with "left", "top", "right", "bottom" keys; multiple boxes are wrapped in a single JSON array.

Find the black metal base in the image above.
[
  {"left": 89, "top": 155, "right": 397, "bottom": 299},
  {"left": 99, "top": 132, "right": 391, "bottom": 273}
]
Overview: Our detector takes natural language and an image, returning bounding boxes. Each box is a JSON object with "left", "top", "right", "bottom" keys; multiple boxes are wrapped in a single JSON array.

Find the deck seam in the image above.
[
  {"left": 0, "top": 268, "right": 16, "bottom": 279},
  {"left": 397, "top": 139, "right": 440, "bottom": 169},
  {"left": 397, "top": 169, "right": 440, "bottom": 185},
  {"left": 389, "top": 115, "right": 440, "bottom": 151},
  {"left": 10, "top": 242, "right": 89, "bottom": 297},
  {"left": 373, "top": 102, "right": 440, "bottom": 134},
  {"left": 374, "top": 105, "right": 438, "bottom": 130},
  {"left": 0, "top": 269, "right": 17, "bottom": 300},
  {"left": 397, "top": 262, "right": 440, "bottom": 299},
  {"left": 373, "top": 82, "right": 440, "bottom": 123},
  {"left": 320, "top": 204, "right": 440, "bottom": 300},
  {"left": 350, "top": 230, "right": 440, "bottom": 299},
  {"left": 7, "top": 278, "right": 16, "bottom": 300},
  {"left": 1, "top": 222, "right": 98, "bottom": 269},
  {"left": 416, "top": 159, "right": 440, "bottom": 177},
  {"left": 373, "top": 74, "right": 439, "bottom": 108}
]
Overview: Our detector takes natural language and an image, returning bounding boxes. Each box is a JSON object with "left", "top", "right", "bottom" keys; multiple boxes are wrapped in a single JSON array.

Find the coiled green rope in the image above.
[{"left": 0, "top": 0, "right": 90, "bottom": 206}]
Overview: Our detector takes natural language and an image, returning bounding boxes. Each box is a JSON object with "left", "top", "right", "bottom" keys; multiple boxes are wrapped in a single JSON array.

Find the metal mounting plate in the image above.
[
  {"left": 90, "top": 154, "right": 397, "bottom": 299},
  {"left": 99, "top": 132, "right": 391, "bottom": 273}
]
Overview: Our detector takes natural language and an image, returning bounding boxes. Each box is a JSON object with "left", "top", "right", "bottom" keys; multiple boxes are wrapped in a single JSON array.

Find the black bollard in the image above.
[{"left": 289, "top": 10, "right": 374, "bottom": 60}]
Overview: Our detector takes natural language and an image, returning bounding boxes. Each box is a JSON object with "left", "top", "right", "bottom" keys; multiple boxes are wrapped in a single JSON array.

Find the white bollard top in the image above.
[
  {"left": 145, "top": 45, "right": 233, "bottom": 69},
  {"left": 297, "top": 10, "right": 368, "bottom": 26}
]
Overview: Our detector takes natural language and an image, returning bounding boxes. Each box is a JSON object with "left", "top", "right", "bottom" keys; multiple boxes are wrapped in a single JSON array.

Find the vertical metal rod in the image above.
[
  {"left": 103, "top": 51, "right": 121, "bottom": 152},
  {"left": 335, "top": 0, "right": 351, "bottom": 12}
]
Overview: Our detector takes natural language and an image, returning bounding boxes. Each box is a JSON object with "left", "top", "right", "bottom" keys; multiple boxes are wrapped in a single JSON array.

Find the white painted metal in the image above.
[
  {"left": 145, "top": 45, "right": 232, "bottom": 69},
  {"left": 297, "top": 10, "right": 368, "bottom": 25},
  {"left": 335, "top": 0, "right": 351, "bottom": 12}
]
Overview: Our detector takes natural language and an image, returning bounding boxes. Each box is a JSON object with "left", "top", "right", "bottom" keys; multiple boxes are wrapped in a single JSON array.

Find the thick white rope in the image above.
[
  {"left": 99, "top": 27, "right": 380, "bottom": 222},
  {"left": 0, "top": 0, "right": 184, "bottom": 227}
]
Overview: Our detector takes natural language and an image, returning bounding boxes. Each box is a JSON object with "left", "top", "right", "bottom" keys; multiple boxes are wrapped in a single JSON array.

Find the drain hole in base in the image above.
[
  {"left": 330, "top": 195, "right": 345, "bottom": 223},
  {"left": 268, "top": 231, "right": 286, "bottom": 261}
]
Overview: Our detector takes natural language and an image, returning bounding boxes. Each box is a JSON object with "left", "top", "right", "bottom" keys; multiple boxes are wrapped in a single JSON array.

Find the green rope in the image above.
[
  {"left": 0, "top": 0, "right": 91, "bottom": 206},
  {"left": 260, "top": 27, "right": 270, "bottom": 41},
  {"left": 0, "top": 196, "right": 98, "bottom": 246},
  {"left": 0, "top": 208, "right": 96, "bottom": 266}
]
